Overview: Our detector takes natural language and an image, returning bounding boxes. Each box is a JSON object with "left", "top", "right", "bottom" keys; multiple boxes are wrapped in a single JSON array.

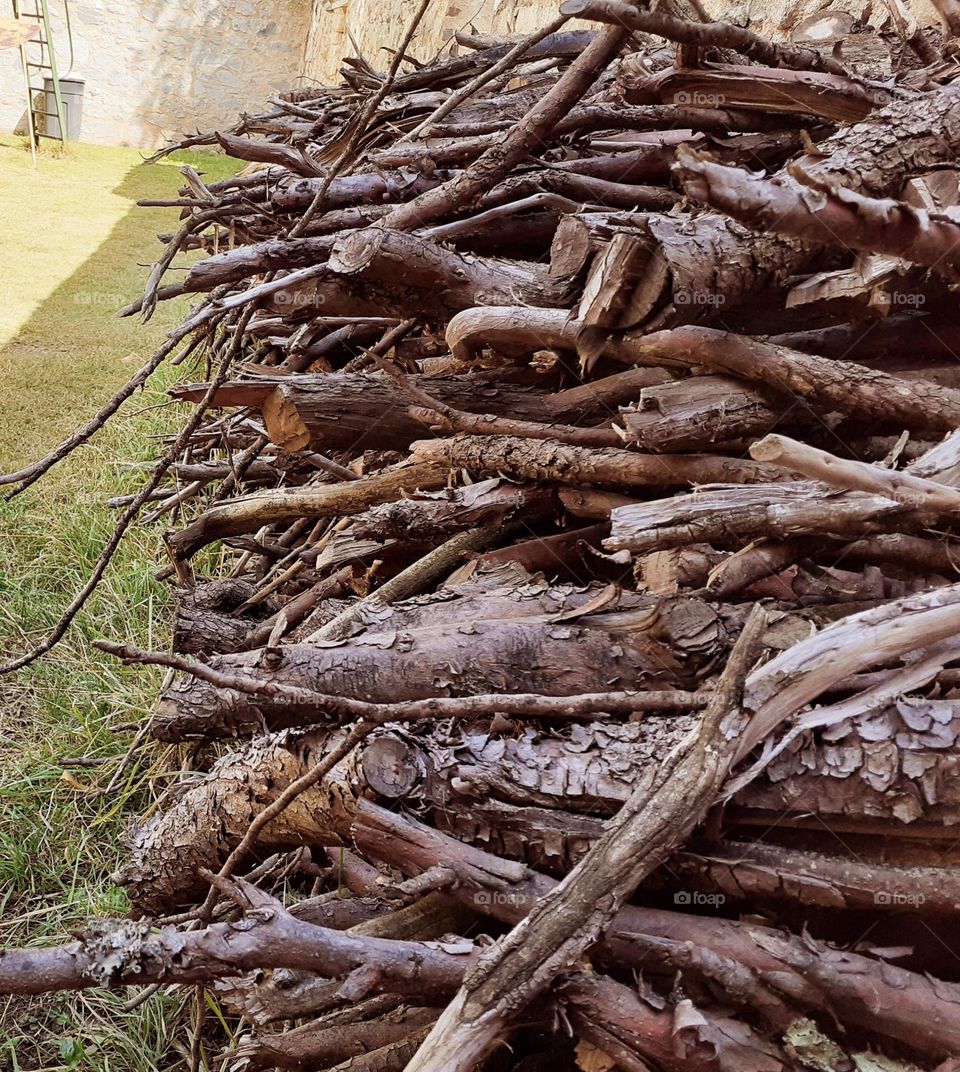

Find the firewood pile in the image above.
[{"left": 11, "top": 0, "right": 960, "bottom": 1068}]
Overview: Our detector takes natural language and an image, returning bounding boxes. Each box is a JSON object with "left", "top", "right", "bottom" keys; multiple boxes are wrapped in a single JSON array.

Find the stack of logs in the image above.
[{"left": 10, "top": 0, "right": 960, "bottom": 1068}]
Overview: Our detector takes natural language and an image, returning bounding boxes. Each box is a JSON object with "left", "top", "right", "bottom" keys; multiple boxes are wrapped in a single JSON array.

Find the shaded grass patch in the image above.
[{"left": 0, "top": 137, "right": 238, "bottom": 1069}]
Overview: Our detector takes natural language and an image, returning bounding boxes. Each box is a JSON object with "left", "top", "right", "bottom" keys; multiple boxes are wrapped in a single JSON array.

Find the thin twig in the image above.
[
  {"left": 306, "top": 525, "right": 502, "bottom": 642},
  {"left": 0, "top": 307, "right": 254, "bottom": 674},
  {"left": 403, "top": 15, "right": 570, "bottom": 141},
  {"left": 290, "top": 0, "right": 434, "bottom": 237}
]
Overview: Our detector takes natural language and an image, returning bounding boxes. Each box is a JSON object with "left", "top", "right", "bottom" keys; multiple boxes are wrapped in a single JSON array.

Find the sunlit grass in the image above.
[
  {"left": 0, "top": 136, "right": 237, "bottom": 1069},
  {"left": 0, "top": 134, "right": 235, "bottom": 465}
]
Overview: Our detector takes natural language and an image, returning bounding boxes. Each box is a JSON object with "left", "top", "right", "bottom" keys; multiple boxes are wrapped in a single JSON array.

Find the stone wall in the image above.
[
  {"left": 302, "top": 0, "right": 941, "bottom": 85},
  {"left": 0, "top": 0, "right": 312, "bottom": 148}
]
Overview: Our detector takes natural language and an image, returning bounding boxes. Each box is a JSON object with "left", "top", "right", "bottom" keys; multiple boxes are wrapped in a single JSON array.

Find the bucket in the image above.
[{"left": 43, "top": 77, "right": 84, "bottom": 140}]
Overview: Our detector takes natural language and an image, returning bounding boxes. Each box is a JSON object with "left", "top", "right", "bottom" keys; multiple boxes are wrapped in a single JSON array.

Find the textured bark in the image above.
[
  {"left": 127, "top": 602, "right": 960, "bottom": 916},
  {"left": 270, "top": 170, "right": 450, "bottom": 213},
  {"left": 172, "top": 579, "right": 274, "bottom": 657},
  {"left": 235, "top": 1006, "right": 439, "bottom": 1072},
  {"left": 601, "top": 86, "right": 960, "bottom": 320},
  {"left": 751, "top": 433, "right": 960, "bottom": 515},
  {"left": 116, "top": 729, "right": 356, "bottom": 913},
  {"left": 0, "top": 881, "right": 473, "bottom": 999},
  {"left": 620, "top": 62, "right": 888, "bottom": 122},
  {"left": 184, "top": 235, "right": 335, "bottom": 291},
  {"left": 620, "top": 374, "right": 789, "bottom": 452},
  {"left": 445, "top": 310, "right": 960, "bottom": 439},
  {"left": 322, "top": 1027, "right": 434, "bottom": 1072},
  {"left": 355, "top": 804, "right": 960, "bottom": 1057},
  {"left": 736, "top": 694, "right": 960, "bottom": 826},
  {"left": 577, "top": 231, "right": 669, "bottom": 330},
  {"left": 27, "top": 10, "right": 960, "bottom": 1064},
  {"left": 256, "top": 372, "right": 559, "bottom": 453},
  {"left": 677, "top": 149, "right": 960, "bottom": 281},
  {"left": 613, "top": 327, "right": 960, "bottom": 435},
  {"left": 560, "top": 975, "right": 789, "bottom": 1072},
  {"left": 382, "top": 697, "right": 960, "bottom": 833},
  {"left": 606, "top": 482, "right": 913, "bottom": 555},
  {"left": 351, "top": 484, "right": 556, "bottom": 545},
  {"left": 221, "top": 895, "right": 471, "bottom": 1025},
  {"left": 565, "top": 0, "right": 850, "bottom": 74},
  {"left": 666, "top": 838, "right": 960, "bottom": 915},
  {"left": 327, "top": 228, "right": 570, "bottom": 314},
  {"left": 153, "top": 600, "right": 720, "bottom": 740},
  {"left": 411, "top": 434, "right": 792, "bottom": 490}
]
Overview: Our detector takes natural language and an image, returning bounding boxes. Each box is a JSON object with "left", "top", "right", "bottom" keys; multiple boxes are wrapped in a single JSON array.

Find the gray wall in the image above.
[{"left": 0, "top": 0, "right": 311, "bottom": 148}]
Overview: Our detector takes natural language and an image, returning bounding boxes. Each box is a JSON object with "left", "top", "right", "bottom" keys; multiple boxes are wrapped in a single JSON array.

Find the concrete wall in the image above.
[
  {"left": 302, "top": 0, "right": 941, "bottom": 86},
  {"left": 0, "top": 0, "right": 312, "bottom": 148}
]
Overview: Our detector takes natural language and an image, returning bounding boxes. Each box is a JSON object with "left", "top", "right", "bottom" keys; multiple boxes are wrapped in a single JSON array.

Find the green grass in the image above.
[{"left": 0, "top": 136, "right": 238, "bottom": 1069}]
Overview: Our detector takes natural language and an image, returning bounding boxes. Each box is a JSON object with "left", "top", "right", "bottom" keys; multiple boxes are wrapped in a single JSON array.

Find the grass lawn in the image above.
[{"left": 0, "top": 135, "right": 237, "bottom": 1070}]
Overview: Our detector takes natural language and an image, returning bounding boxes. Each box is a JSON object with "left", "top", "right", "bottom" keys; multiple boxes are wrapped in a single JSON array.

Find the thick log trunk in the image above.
[
  {"left": 612, "top": 327, "right": 960, "bottom": 436},
  {"left": 620, "top": 374, "right": 790, "bottom": 452},
  {"left": 181, "top": 371, "right": 559, "bottom": 453},
  {"left": 620, "top": 62, "right": 888, "bottom": 122},
  {"left": 123, "top": 678, "right": 960, "bottom": 913},
  {"left": 153, "top": 599, "right": 722, "bottom": 740},
  {"left": 328, "top": 228, "right": 570, "bottom": 313},
  {"left": 606, "top": 481, "right": 916, "bottom": 554}
]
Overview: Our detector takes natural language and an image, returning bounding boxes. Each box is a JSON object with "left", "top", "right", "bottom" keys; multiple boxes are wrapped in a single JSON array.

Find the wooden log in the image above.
[
  {"left": 353, "top": 805, "right": 960, "bottom": 1058},
  {"left": 599, "top": 86, "right": 960, "bottom": 320},
  {"left": 611, "top": 326, "right": 960, "bottom": 435},
  {"left": 409, "top": 434, "right": 794, "bottom": 490},
  {"left": 619, "top": 61, "right": 889, "bottom": 123},
  {"left": 328, "top": 227, "right": 570, "bottom": 315},
  {"left": 606, "top": 482, "right": 914, "bottom": 555},
  {"left": 153, "top": 601, "right": 716, "bottom": 741},
  {"left": 620, "top": 374, "right": 786, "bottom": 452},
  {"left": 677, "top": 147, "right": 960, "bottom": 281}
]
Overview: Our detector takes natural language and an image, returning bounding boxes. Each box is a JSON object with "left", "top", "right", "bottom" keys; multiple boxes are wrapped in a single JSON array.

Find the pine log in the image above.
[
  {"left": 676, "top": 148, "right": 960, "bottom": 281},
  {"left": 620, "top": 374, "right": 790, "bottom": 452},
  {"left": 409, "top": 434, "right": 794, "bottom": 488},
  {"left": 152, "top": 600, "right": 721, "bottom": 740},
  {"left": 619, "top": 61, "right": 890, "bottom": 122},
  {"left": 605, "top": 481, "right": 915, "bottom": 555},
  {"left": 354, "top": 803, "right": 960, "bottom": 1058},
  {"left": 611, "top": 326, "right": 960, "bottom": 435},
  {"left": 327, "top": 227, "right": 570, "bottom": 313}
]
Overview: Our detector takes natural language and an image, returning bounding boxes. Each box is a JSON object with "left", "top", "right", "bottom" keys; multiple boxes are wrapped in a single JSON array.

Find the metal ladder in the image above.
[{"left": 12, "top": 0, "right": 70, "bottom": 160}]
